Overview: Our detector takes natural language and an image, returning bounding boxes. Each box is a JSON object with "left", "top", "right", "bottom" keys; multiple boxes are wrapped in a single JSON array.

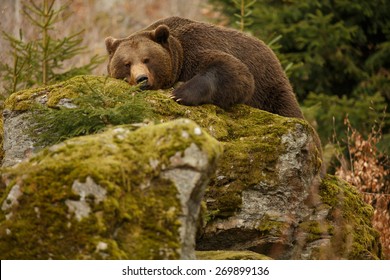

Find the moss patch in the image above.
[
  {"left": 257, "top": 214, "right": 286, "bottom": 236},
  {"left": 319, "top": 175, "right": 382, "bottom": 259},
  {"left": 299, "top": 221, "right": 329, "bottom": 243},
  {"left": 5, "top": 76, "right": 134, "bottom": 111},
  {"left": 196, "top": 250, "right": 272, "bottom": 260}
]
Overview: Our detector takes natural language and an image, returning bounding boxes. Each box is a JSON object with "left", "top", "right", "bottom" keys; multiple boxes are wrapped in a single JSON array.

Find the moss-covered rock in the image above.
[
  {"left": 0, "top": 119, "right": 222, "bottom": 259},
  {"left": 312, "top": 175, "right": 382, "bottom": 259},
  {"left": 1, "top": 75, "right": 381, "bottom": 259}
]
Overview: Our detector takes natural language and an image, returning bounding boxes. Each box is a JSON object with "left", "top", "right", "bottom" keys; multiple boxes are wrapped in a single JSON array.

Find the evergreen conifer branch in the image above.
[
  {"left": 233, "top": 0, "right": 256, "bottom": 32},
  {"left": 29, "top": 77, "right": 152, "bottom": 147}
]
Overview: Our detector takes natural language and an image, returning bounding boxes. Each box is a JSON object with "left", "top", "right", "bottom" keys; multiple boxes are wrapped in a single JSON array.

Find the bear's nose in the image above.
[{"left": 136, "top": 75, "right": 148, "bottom": 85}]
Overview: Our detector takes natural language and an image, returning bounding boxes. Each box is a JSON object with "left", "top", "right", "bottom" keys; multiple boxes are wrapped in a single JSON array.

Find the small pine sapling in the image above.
[{"left": 0, "top": 0, "right": 104, "bottom": 97}]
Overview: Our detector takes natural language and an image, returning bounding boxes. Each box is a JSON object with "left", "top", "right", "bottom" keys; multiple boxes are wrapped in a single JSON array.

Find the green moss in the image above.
[
  {"left": 196, "top": 250, "right": 272, "bottom": 260},
  {"left": 319, "top": 175, "right": 382, "bottom": 259},
  {"left": 5, "top": 75, "right": 133, "bottom": 111},
  {"left": 0, "top": 119, "right": 221, "bottom": 259},
  {"left": 257, "top": 214, "right": 285, "bottom": 236},
  {"left": 46, "top": 76, "right": 133, "bottom": 107},
  {"left": 299, "top": 221, "right": 328, "bottom": 243},
  {"left": 146, "top": 90, "right": 230, "bottom": 140}
]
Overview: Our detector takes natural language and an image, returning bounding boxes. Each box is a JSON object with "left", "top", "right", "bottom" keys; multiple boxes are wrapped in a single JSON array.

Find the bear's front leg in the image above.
[{"left": 172, "top": 50, "right": 255, "bottom": 109}]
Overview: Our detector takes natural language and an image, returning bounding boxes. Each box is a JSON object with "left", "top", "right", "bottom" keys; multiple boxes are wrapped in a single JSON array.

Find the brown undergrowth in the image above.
[{"left": 334, "top": 113, "right": 390, "bottom": 258}]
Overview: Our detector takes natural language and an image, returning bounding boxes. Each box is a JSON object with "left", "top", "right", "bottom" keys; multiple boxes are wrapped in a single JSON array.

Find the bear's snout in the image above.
[
  {"left": 136, "top": 75, "right": 148, "bottom": 85},
  {"left": 129, "top": 64, "right": 152, "bottom": 89}
]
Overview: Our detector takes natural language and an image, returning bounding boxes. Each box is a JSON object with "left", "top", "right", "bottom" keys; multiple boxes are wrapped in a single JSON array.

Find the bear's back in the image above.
[
  {"left": 148, "top": 17, "right": 273, "bottom": 66},
  {"left": 147, "top": 17, "right": 300, "bottom": 118}
]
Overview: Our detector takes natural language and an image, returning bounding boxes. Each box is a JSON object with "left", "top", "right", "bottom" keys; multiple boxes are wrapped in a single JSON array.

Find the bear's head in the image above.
[{"left": 105, "top": 25, "right": 182, "bottom": 90}]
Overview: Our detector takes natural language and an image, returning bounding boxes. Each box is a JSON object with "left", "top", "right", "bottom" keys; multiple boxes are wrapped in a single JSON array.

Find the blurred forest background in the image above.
[{"left": 0, "top": 0, "right": 389, "bottom": 256}]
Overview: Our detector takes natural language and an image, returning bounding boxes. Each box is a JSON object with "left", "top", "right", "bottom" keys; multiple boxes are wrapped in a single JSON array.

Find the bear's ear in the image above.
[
  {"left": 152, "top": 25, "right": 170, "bottom": 44},
  {"left": 105, "top": 36, "right": 120, "bottom": 55}
]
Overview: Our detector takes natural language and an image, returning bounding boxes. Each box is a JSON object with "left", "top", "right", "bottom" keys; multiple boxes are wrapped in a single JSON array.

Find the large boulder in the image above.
[
  {"left": 0, "top": 75, "right": 382, "bottom": 259},
  {"left": 0, "top": 119, "right": 222, "bottom": 259}
]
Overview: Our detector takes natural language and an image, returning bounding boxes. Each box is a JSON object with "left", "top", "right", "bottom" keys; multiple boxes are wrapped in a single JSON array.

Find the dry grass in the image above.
[{"left": 335, "top": 114, "right": 390, "bottom": 258}]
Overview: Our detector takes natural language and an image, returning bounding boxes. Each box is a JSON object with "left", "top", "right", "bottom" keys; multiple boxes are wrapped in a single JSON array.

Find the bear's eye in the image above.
[
  {"left": 125, "top": 63, "right": 131, "bottom": 68},
  {"left": 143, "top": 58, "right": 150, "bottom": 64}
]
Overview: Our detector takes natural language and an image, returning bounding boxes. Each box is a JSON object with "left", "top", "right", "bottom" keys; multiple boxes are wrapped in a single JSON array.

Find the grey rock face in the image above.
[{"left": 2, "top": 110, "right": 35, "bottom": 167}]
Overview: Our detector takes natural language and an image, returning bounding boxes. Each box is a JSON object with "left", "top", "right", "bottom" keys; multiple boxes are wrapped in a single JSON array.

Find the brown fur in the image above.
[
  {"left": 105, "top": 17, "right": 324, "bottom": 175},
  {"left": 105, "top": 16, "right": 303, "bottom": 117}
]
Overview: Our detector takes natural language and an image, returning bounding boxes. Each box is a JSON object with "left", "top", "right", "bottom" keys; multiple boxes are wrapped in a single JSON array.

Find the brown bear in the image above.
[
  {"left": 105, "top": 16, "right": 303, "bottom": 118},
  {"left": 105, "top": 17, "right": 324, "bottom": 175}
]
